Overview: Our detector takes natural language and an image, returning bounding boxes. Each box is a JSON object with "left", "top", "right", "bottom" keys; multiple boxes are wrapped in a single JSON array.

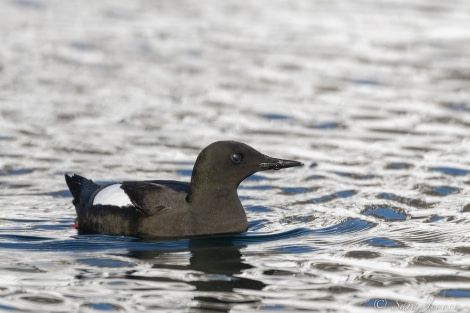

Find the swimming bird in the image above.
[{"left": 65, "top": 141, "right": 303, "bottom": 238}]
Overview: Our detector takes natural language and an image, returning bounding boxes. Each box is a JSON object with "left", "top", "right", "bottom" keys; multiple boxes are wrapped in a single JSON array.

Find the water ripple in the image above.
[
  {"left": 377, "top": 192, "right": 432, "bottom": 208},
  {"left": 311, "top": 190, "right": 357, "bottom": 203},
  {"left": 363, "top": 206, "right": 408, "bottom": 221},
  {"left": 430, "top": 167, "right": 469, "bottom": 176},
  {"left": 1, "top": 0, "right": 470, "bottom": 312}
]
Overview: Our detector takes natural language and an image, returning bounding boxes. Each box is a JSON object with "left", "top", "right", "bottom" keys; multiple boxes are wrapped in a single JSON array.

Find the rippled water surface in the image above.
[{"left": 1, "top": 0, "right": 470, "bottom": 312}]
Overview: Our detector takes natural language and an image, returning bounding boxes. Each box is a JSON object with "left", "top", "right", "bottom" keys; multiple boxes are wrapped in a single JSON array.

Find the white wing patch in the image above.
[{"left": 93, "top": 184, "right": 133, "bottom": 207}]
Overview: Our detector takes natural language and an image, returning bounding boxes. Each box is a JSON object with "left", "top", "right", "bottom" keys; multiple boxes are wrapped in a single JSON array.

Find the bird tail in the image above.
[{"left": 65, "top": 173, "right": 100, "bottom": 206}]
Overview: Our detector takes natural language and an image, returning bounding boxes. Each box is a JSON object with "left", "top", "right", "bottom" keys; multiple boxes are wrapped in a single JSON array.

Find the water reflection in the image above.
[{"left": 126, "top": 237, "right": 265, "bottom": 312}]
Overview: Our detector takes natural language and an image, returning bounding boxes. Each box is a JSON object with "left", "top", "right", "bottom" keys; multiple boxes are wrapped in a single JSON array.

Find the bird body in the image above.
[{"left": 65, "top": 141, "right": 302, "bottom": 238}]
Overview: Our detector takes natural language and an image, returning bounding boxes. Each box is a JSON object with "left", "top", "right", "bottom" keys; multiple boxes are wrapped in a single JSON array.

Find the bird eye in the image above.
[{"left": 230, "top": 153, "right": 243, "bottom": 164}]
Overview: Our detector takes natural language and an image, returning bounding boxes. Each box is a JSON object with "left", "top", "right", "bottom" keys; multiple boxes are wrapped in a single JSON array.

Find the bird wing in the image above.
[{"left": 120, "top": 181, "right": 190, "bottom": 215}]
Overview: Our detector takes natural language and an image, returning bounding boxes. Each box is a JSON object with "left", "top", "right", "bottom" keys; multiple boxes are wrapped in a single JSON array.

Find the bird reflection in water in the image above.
[{"left": 126, "top": 236, "right": 265, "bottom": 312}]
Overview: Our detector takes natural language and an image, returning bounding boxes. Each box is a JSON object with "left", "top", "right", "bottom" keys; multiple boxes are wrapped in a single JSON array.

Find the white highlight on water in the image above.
[{"left": 93, "top": 184, "right": 133, "bottom": 207}]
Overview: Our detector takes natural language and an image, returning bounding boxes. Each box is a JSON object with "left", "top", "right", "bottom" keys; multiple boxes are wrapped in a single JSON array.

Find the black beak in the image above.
[{"left": 259, "top": 156, "right": 304, "bottom": 171}]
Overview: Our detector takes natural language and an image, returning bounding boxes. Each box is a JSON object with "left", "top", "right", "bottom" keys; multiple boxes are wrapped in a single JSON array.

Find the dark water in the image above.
[{"left": 1, "top": 0, "right": 470, "bottom": 312}]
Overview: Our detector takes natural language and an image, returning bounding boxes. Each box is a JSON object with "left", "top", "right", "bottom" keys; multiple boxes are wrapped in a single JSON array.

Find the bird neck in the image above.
[
  {"left": 187, "top": 183, "right": 239, "bottom": 207},
  {"left": 187, "top": 163, "right": 239, "bottom": 205},
  {"left": 187, "top": 185, "right": 248, "bottom": 235}
]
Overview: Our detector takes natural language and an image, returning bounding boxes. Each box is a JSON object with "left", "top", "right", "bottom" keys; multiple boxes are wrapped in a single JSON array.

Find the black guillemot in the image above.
[{"left": 65, "top": 141, "right": 303, "bottom": 238}]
